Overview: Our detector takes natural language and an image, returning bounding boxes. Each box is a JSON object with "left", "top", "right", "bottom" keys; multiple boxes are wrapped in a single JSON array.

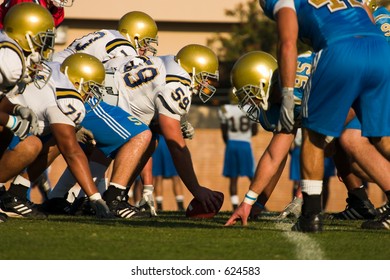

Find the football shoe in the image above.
[
  {"left": 0, "top": 192, "right": 47, "bottom": 218},
  {"left": 361, "top": 203, "right": 390, "bottom": 230},
  {"left": 106, "top": 199, "right": 150, "bottom": 219},
  {"left": 327, "top": 196, "right": 377, "bottom": 220},
  {"left": 291, "top": 213, "right": 323, "bottom": 233}
]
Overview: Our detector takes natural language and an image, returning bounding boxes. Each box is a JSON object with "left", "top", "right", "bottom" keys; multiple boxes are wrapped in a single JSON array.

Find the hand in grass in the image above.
[{"left": 224, "top": 202, "right": 252, "bottom": 226}]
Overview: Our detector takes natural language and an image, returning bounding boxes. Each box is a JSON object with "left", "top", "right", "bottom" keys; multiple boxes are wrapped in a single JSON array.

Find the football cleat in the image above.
[
  {"left": 361, "top": 203, "right": 390, "bottom": 230},
  {"left": 291, "top": 213, "right": 323, "bottom": 233},
  {"left": 327, "top": 196, "right": 377, "bottom": 220},
  {"left": 106, "top": 199, "right": 150, "bottom": 219},
  {"left": 0, "top": 192, "right": 47, "bottom": 218},
  {"left": 376, "top": 203, "right": 390, "bottom": 215},
  {"left": 278, "top": 197, "right": 303, "bottom": 220},
  {"left": 69, "top": 196, "right": 96, "bottom": 216},
  {"left": 0, "top": 213, "right": 7, "bottom": 223},
  {"left": 40, "top": 197, "right": 71, "bottom": 215}
]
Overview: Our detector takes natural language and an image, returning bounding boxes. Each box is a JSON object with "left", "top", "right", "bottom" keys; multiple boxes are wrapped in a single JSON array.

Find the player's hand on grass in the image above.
[
  {"left": 225, "top": 202, "right": 252, "bottom": 226},
  {"left": 90, "top": 199, "right": 114, "bottom": 219}
]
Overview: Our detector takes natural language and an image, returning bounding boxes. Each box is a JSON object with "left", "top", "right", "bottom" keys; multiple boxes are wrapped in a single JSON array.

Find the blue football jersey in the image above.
[
  {"left": 259, "top": 51, "right": 314, "bottom": 131},
  {"left": 374, "top": 6, "right": 390, "bottom": 43},
  {"left": 261, "top": 0, "right": 382, "bottom": 51}
]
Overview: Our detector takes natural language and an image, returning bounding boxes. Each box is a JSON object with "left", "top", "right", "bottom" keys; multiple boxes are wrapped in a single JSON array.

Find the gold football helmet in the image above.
[
  {"left": 118, "top": 11, "right": 158, "bottom": 56},
  {"left": 61, "top": 53, "right": 106, "bottom": 108},
  {"left": 51, "top": 0, "right": 75, "bottom": 7},
  {"left": 176, "top": 44, "right": 219, "bottom": 103},
  {"left": 364, "top": 0, "right": 378, "bottom": 12},
  {"left": 3, "top": 3, "right": 56, "bottom": 89},
  {"left": 231, "top": 51, "right": 278, "bottom": 122}
]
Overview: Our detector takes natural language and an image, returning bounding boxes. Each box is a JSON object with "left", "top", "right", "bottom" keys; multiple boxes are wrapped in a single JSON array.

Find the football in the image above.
[{"left": 185, "top": 191, "right": 224, "bottom": 218}]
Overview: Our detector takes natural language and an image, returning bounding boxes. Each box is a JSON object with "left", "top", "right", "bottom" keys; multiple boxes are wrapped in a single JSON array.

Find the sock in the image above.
[
  {"left": 89, "top": 193, "right": 102, "bottom": 201},
  {"left": 156, "top": 196, "right": 163, "bottom": 211},
  {"left": 348, "top": 185, "right": 368, "bottom": 201},
  {"left": 301, "top": 180, "right": 323, "bottom": 216},
  {"left": 176, "top": 195, "right": 184, "bottom": 210},
  {"left": 13, "top": 175, "right": 31, "bottom": 188},
  {"left": 231, "top": 195, "right": 239, "bottom": 208}
]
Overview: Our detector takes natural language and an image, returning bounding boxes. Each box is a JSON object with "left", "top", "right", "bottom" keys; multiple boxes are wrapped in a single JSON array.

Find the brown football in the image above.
[{"left": 185, "top": 191, "right": 224, "bottom": 218}]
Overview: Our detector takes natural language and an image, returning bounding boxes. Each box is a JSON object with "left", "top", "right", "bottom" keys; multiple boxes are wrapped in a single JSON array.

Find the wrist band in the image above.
[
  {"left": 243, "top": 190, "right": 259, "bottom": 205},
  {"left": 6, "top": 115, "right": 17, "bottom": 129},
  {"left": 282, "top": 87, "right": 294, "bottom": 96}
]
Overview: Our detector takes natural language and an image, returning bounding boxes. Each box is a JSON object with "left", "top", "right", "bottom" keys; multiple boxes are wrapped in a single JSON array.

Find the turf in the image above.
[{"left": 0, "top": 211, "right": 389, "bottom": 260}]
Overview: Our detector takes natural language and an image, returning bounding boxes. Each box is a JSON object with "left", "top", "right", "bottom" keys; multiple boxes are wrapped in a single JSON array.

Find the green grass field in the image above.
[{"left": 0, "top": 211, "right": 389, "bottom": 260}]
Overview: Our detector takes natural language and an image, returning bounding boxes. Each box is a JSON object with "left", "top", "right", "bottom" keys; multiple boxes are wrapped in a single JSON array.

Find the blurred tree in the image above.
[
  {"left": 202, "top": 0, "right": 310, "bottom": 106},
  {"left": 207, "top": 0, "right": 278, "bottom": 62}
]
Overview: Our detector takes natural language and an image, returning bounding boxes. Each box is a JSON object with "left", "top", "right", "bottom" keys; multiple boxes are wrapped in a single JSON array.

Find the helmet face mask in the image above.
[
  {"left": 230, "top": 51, "right": 278, "bottom": 122},
  {"left": 50, "top": 0, "right": 74, "bottom": 7},
  {"left": 193, "top": 71, "right": 219, "bottom": 103},
  {"left": 136, "top": 36, "right": 158, "bottom": 56}
]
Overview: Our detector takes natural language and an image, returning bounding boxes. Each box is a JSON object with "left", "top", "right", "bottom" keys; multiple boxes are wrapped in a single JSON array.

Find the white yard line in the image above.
[{"left": 274, "top": 222, "right": 325, "bottom": 260}]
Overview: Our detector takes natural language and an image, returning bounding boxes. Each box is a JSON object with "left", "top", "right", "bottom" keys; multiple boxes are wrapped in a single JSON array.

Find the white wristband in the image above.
[
  {"left": 243, "top": 190, "right": 259, "bottom": 205},
  {"left": 6, "top": 115, "right": 17, "bottom": 129},
  {"left": 282, "top": 87, "right": 294, "bottom": 96},
  {"left": 89, "top": 192, "right": 102, "bottom": 201}
]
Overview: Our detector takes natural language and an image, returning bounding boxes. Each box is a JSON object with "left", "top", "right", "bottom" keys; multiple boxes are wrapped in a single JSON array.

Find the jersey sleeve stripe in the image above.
[
  {"left": 56, "top": 88, "right": 83, "bottom": 102},
  {"left": 166, "top": 74, "right": 191, "bottom": 87},
  {"left": 105, "top": 38, "right": 136, "bottom": 53}
]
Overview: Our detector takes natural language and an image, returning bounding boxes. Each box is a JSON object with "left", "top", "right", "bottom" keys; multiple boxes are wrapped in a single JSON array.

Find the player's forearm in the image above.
[
  {"left": 169, "top": 144, "right": 200, "bottom": 195},
  {"left": 61, "top": 148, "right": 98, "bottom": 197}
]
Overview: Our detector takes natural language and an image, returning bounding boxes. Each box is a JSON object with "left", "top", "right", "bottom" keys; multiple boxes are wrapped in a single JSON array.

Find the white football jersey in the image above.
[
  {"left": 158, "top": 55, "right": 192, "bottom": 120},
  {"left": 0, "top": 31, "right": 25, "bottom": 94},
  {"left": 218, "top": 104, "right": 254, "bottom": 142},
  {"left": 8, "top": 61, "right": 85, "bottom": 136},
  {"left": 105, "top": 55, "right": 166, "bottom": 125},
  {"left": 52, "top": 29, "right": 137, "bottom": 64},
  {"left": 103, "top": 54, "right": 192, "bottom": 125}
]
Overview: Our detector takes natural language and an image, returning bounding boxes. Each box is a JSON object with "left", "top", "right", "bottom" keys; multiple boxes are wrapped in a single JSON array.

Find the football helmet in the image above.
[
  {"left": 3, "top": 3, "right": 56, "bottom": 89},
  {"left": 176, "top": 44, "right": 219, "bottom": 103},
  {"left": 61, "top": 53, "right": 106, "bottom": 109},
  {"left": 51, "top": 0, "right": 75, "bottom": 7},
  {"left": 118, "top": 11, "right": 158, "bottom": 56},
  {"left": 230, "top": 51, "right": 278, "bottom": 122},
  {"left": 364, "top": 0, "right": 377, "bottom": 12}
]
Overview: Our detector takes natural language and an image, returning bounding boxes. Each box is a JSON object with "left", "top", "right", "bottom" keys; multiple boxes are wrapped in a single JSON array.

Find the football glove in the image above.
[
  {"left": 180, "top": 120, "right": 195, "bottom": 139},
  {"left": 277, "top": 87, "right": 295, "bottom": 132},
  {"left": 6, "top": 115, "right": 31, "bottom": 140},
  {"left": 89, "top": 199, "right": 114, "bottom": 219},
  {"left": 76, "top": 126, "right": 96, "bottom": 146},
  {"left": 13, "top": 105, "right": 39, "bottom": 135},
  {"left": 138, "top": 185, "right": 157, "bottom": 216}
]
